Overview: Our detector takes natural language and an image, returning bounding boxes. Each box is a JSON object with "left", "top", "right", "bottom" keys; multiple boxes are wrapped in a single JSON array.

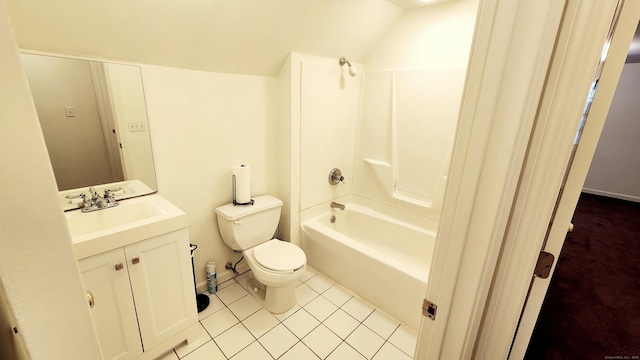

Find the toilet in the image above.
[{"left": 215, "top": 195, "right": 307, "bottom": 313}]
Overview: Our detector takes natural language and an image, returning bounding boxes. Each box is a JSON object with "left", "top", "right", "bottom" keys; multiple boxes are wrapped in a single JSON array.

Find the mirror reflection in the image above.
[{"left": 20, "top": 54, "right": 157, "bottom": 199}]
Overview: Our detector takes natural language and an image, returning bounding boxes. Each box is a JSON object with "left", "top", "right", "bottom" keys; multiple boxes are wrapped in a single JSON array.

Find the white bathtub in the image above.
[{"left": 300, "top": 195, "right": 437, "bottom": 330}]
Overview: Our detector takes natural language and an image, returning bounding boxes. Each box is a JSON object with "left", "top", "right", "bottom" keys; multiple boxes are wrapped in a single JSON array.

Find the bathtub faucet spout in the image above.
[{"left": 330, "top": 201, "right": 345, "bottom": 210}]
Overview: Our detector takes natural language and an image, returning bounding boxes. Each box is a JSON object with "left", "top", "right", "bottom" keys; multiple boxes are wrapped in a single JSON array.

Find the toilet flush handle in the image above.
[{"left": 233, "top": 220, "right": 242, "bottom": 224}]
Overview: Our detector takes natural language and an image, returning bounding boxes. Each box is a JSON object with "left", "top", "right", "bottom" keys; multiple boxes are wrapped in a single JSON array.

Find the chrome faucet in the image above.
[
  {"left": 80, "top": 187, "right": 119, "bottom": 213},
  {"left": 330, "top": 201, "right": 345, "bottom": 210}
]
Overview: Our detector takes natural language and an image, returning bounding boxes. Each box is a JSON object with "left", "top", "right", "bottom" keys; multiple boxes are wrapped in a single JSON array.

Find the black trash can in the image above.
[{"left": 190, "top": 244, "right": 210, "bottom": 313}]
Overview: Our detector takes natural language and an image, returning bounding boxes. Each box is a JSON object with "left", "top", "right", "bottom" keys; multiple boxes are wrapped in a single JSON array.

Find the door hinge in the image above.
[
  {"left": 422, "top": 299, "right": 437, "bottom": 320},
  {"left": 533, "top": 251, "right": 555, "bottom": 279}
]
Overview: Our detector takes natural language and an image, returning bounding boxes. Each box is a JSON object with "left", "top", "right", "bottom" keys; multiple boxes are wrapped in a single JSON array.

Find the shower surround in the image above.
[{"left": 279, "top": 52, "right": 466, "bottom": 329}]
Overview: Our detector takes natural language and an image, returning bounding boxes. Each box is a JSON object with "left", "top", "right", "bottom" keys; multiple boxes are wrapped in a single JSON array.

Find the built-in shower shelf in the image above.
[{"left": 363, "top": 158, "right": 432, "bottom": 209}]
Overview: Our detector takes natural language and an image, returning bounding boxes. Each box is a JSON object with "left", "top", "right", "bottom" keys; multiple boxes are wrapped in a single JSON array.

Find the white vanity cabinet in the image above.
[{"left": 78, "top": 228, "right": 197, "bottom": 360}]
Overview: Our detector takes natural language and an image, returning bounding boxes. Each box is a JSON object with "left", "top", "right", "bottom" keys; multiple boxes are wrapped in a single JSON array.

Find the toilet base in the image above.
[
  {"left": 243, "top": 275, "right": 297, "bottom": 314},
  {"left": 264, "top": 283, "right": 297, "bottom": 314}
]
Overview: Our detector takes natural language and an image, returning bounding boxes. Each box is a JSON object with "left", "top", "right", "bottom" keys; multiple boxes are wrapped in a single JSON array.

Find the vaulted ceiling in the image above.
[{"left": 5, "top": 0, "right": 446, "bottom": 76}]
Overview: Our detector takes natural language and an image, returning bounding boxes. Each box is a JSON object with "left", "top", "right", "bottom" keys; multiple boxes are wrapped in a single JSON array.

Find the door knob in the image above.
[{"left": 132, "top": 257, "right": 140, "bottom": 265}]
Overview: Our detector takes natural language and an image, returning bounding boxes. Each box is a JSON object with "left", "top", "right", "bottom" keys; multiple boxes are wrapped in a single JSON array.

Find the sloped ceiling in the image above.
[{"left": 6, "top": 0, "right": 413, "bottom": 76}]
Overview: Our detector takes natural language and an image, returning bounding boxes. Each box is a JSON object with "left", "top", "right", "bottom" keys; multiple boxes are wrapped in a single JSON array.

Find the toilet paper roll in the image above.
[{"left": 233, "top": 165, "right": 251, "bottom": 204}]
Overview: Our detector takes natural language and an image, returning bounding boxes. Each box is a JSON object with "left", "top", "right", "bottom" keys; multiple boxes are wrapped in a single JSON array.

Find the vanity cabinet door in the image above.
[
  {"left": 78, "top": 248, "right": 143, "bottom": 360},
  {"left": 124, "top": 228, "right": 197, "bottom": 351}
]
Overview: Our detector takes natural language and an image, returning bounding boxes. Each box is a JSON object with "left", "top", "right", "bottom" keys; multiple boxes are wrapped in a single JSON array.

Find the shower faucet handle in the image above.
[{"left": 329, "top": 168, "right": 345, "bottom": 185}]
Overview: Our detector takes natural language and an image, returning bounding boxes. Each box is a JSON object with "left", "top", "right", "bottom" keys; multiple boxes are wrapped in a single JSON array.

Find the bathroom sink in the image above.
[{"left": 66, "top": 194, "right": 187, "bottom": 259}]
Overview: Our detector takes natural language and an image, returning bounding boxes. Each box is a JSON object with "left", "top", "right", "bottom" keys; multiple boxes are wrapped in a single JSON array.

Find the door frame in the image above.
[{"left": 471, "top": 0, "right": 640, "bottom": 359}]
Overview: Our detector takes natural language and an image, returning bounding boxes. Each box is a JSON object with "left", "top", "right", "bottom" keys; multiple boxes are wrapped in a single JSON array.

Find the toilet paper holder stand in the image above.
[{"left": 232, "top": 175, "right": 255, "bottom": 206}]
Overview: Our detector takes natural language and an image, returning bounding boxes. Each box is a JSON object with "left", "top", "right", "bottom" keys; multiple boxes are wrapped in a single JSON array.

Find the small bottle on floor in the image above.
[{"left": 206, "top": 262, "right": 217, "bottom": 294}]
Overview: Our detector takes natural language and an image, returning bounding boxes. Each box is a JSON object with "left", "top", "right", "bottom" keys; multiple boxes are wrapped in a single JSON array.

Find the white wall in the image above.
[
  {"left": 0, "top": 1, "right": 102, "bottom": 357},
  {"left": 20, "top": 54, "right": 115, "bottom": 190},
  {"left": 583, "top": 62, "right": 640, "bottom": 202},
  {"left": 364, "top": 0, "right": 478, "bottom": 71},
  {"left": 6, "top": 0, "right": 403, "bottom": 76},
  {"left": 140, "top": 65, "right": 279, "bottom": 286}
]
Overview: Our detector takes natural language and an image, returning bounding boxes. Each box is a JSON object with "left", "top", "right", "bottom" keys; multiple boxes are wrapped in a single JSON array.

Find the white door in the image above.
[
  {"left": 78, "top": 248, "right": 143, "bottom": 360},
  {"left": 125, "top": 228, "right": 197, "bottom": 351},
  {"left": 414, "top": 0, "right": 568, "bottom": 358},
  {"left": 509, "top": 4, "right": 640, "bottom": 358},
  {"left": 416, "top": 0, "right": 640, "bottom": 359}
]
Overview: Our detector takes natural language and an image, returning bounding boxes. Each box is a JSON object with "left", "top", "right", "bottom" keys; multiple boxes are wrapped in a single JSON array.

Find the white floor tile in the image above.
[
  {"left": 346, "top": 325, "right": 385, "bottom": 359},
  {"left": 295, "top": 283, "right": 319, "bottom": 306},
  {"left": 200, "top": 307, "right": 239, "bottom": 338},
  {"left": 302, "top": 324, "right": 342, "bottom": 359},
  {"left": 305, "top": 273, "right": 335, "bottom": 294},
  {"left": 156, "top": 350, "right": 178, "bottom": 360},
  {"left": 273, "top": 303, "right": 300, "bottom": 322},
  {"left": 228, "top": 294, "right": 262, "bottom": 320},
  {"left": 326, "top": 342, "right": 367, "bottom": 360},
  {"left": 229, "top": 341, "right": 273, "bottom": 360},
  {"left": 242, "top": 308, "right": 279, "bottom": 338},
  {"left": 322, "top": 284, "right": 353, "bottom": 307},
  {"left": 341, "top": 296, "right": 375, "bottom": 322},
  {"left": 216, "top": 282, "right": 249, "bottom": 305},
  {"left": 323, "top": 309, "right": 360, "bottom": 339},
  {"left": 372, "top": 342, "right": 413, "bottom": 360},
  {"left": 363, "top": 309, "right": 400, "bottom": 339},
  {"left": 279, "top": 341, "right": 321, "bottom": 360},
  {"left": 304, "top": 295, "right": 338, "bottom": 322},
  {"left": 299, "top": 266, "right": 318, "bottom": 282},
  {"left": 191, "top": 267, "right": 412, "bottom": 360},
  {"left": 198, "top": 293, "right": 226, "bottom": 320},
  {"left": 282, "top": 308, "right": 320, "bottom": 338},
  {"left": 174, "top": 323, "right": 212, "bottom": 358},
  {"left": 387, "top": 325, "right": 417, "bottom": 357},
  {"left": 213, "top": 323, "right": 255, "bottom": 358},
  {"left": 258, "top": 323, "right": 298, "bottom": 358},
  {"left": 181, "top": 340, "right": 226, "bottom": 360}
]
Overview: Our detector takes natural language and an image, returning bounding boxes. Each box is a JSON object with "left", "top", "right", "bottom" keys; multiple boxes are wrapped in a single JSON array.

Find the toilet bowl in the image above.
[
  {"left": 243, "top": 239, "right": 306, "bottom": 313},
  {"left": 215, "top": 195, "right": 307, "bottom": 313}
]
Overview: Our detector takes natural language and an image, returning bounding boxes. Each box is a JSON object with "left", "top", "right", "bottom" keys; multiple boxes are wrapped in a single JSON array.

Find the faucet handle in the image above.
[
  {"left": 103, "top": 189, "right": 117, "bottom": 203},
  {"left": 89, "top": 186, "right": 99, "bottom": 200},
  {"left": 329, "top": 168, "right": 345, "bottom": 185},
  {"left": 77, "top": 193, "right": 91, "bottom": 208}
]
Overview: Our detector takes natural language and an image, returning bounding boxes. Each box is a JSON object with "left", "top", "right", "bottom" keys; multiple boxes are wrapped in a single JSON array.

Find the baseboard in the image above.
[{"left": 582, "top": 188, "right": 640, "bottom": 203}]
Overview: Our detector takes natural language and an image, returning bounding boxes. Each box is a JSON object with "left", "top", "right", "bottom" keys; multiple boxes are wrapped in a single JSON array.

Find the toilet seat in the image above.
[{"left": 253, "top": 239, "right": 306, "bottom": 272}]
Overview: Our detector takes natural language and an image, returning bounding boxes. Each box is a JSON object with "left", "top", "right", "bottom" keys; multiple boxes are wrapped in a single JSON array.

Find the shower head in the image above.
[{"left": 339, "top": 57, "right": 357, "bottom": 77}]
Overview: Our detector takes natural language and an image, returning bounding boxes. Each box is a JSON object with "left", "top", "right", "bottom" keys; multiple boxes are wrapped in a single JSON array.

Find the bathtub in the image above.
[{"left": 300, "top": 195, "right": 437, "bottom": 331}]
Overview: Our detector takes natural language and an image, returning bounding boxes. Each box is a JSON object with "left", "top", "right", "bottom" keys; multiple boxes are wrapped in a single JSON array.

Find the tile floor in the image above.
[{"left": 158, "top": 266, "right": 417, "bottom": 360}]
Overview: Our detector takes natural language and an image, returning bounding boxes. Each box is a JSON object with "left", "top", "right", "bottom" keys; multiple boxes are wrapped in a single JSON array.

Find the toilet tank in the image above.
[{"left": 215, "top": 195, "right": 283, "bottom": 251}]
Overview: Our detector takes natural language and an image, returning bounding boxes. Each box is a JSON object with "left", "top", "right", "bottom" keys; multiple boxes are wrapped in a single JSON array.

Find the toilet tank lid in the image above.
[{"left": 215, "top": 195, "right": 283, "bottom": 221}]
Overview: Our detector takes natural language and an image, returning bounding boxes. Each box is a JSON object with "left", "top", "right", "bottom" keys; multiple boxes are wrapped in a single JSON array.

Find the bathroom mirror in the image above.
[{"left": 20, "top": 53, "right": 158, "bottom": 206}]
